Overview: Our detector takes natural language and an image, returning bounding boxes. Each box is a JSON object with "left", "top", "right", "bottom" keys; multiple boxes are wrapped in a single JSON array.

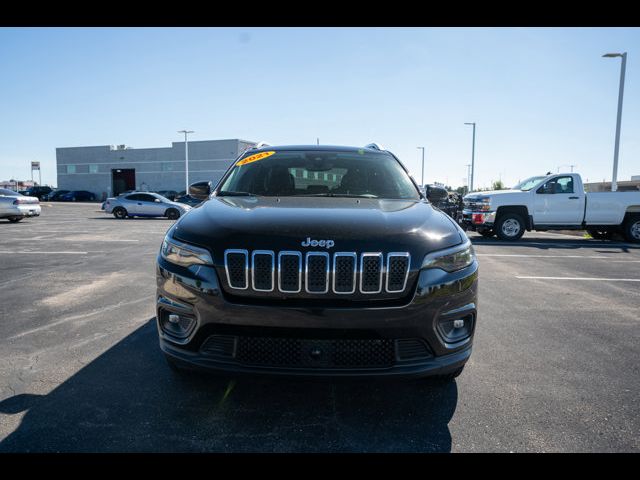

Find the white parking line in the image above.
[
  {"left": 0, "top": 250, "right": 88, "bottom": 255},
  {"left": 516, "top": 276, "right": 640, "bottom": 282}
]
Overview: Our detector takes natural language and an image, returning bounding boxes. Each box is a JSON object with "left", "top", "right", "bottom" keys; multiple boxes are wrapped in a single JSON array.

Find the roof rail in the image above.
[
  {"left": 364, "top": 143, "right": 386, "bottom": 151},
  {"left": 253, "top": 141, "right": 271, "bottom": 149}
]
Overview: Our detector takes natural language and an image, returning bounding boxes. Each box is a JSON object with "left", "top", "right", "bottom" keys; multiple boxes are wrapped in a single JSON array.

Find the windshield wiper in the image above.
[{"left": 217, "top": 191, "right": 257, "bottom": 197}]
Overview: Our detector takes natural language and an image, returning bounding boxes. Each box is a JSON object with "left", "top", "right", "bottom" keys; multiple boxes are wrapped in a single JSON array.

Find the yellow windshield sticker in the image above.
[{"left": 236, "top": 150, "right": 276, "bottom": 166}]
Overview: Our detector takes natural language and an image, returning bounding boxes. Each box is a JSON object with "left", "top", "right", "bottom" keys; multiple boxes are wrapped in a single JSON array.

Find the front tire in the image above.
[
  {"left": 8, "top": 217, "right": 23, "bottom": 223},
  {"left": 113, "top": 207, "right": 128, "bottom": 219},
  {"left": 166, "top": 208, "right": 180, "bottom": 220},
  {"left": 623, "top": 215, "right": 640, "bottom": 243},
  {"left": 496, "top": 213, "right": 526, "bottom": 241}
]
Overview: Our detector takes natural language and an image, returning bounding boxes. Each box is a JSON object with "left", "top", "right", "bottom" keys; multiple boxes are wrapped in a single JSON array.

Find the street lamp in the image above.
[
  {"left": 417, "top": 147, "right": 425, "bottom": 186},
  {"left": 602, "top": 52, "right": 627, "bottom": 192},
  {"left": 465, "top": 164, "right": 471, "bottom": 194},
  {"left": 464, "top": 122, "right": 476, "bottom": 192},
  {"left": 178, "top": 130, "right": 194, "bottom": 193}
]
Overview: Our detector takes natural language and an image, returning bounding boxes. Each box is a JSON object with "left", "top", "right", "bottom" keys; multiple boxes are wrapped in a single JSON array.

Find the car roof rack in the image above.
[
  {"left": 253, "top": 141, "right": 271, "bottom": 149},
  {"left": 364, "top": 142, "right": 386, "bottom": 151}
]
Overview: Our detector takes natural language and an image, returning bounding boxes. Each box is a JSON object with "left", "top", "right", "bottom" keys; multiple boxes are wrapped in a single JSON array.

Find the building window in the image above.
[
  {"left": 66, "top": 165, "right": 76, "bottom": 174},
  {"left": 89, "top": 164, "right": 99, "bottom": 174}
]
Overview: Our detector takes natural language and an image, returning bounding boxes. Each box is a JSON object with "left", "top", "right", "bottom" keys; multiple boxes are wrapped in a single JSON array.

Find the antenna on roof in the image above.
[{"left": 364, "top": 143, "right": 386, "bottom": 151}]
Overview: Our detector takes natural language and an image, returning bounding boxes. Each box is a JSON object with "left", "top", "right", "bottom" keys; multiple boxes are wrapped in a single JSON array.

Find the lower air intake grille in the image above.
[
  {"left": 236, "top": 337, "right": 396, "bottom": 368},
  {"left": 200, "top": 335, "right": 236, "bottom": 357}
]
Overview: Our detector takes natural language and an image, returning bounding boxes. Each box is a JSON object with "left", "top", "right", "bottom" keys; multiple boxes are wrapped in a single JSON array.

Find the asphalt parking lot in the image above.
[{"left": 0, "top": 203, "right": 638, "bottom": 452}]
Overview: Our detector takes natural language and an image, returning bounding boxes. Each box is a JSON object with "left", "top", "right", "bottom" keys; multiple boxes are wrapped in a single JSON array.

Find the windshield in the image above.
[
  {"left": 512, "top": 176, "right": 548, "bottom": 191},
  {"left": 0, "top": 188, "right": 21, "bottom": 196},
  {"left": 218, "top": 150, "right": 420, "bottom": 199}
]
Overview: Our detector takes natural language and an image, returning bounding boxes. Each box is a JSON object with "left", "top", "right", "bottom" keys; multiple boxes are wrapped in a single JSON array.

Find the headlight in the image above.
[
  {"left": 421, "top": 240, "right": 475, "bottom": 272},
  {"left": 160, "top": 236, "right": 212, "bottom": 267}
]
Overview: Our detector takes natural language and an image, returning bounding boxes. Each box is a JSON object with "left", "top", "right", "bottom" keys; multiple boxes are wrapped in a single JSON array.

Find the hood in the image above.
[
  {"left": 172, "top": 196, "right": 464, "bottom": 266},
  {"left": 465, "top": 189, "right": 520, "bottom": 200}
]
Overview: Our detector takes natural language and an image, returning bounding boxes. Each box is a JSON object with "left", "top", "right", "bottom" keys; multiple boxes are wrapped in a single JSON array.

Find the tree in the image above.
[{"left": 491, "top": 179, "right": 506, "bottom": 190}]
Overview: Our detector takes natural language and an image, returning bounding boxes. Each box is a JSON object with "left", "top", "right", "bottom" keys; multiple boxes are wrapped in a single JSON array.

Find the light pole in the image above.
[
  {"left": 603, "top": 52, "right": 627, "bottom": 192},
  {"left": 178, "top": 130, "right": 194, "bottom": 192},
  {"left": 465, "top": 164, "right": 471, "bottom": 194},
  {"left": 464, "top": 122, "right": 476, "bottom": 192},
  {"left": 417, "top": 147, "right": 425, "bottom": 186}
]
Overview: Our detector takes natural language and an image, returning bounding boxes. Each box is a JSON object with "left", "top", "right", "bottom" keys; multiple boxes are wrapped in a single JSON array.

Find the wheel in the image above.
[
  {"left": 587, "top": 228, "right": 613, "bottom": 240},
  {"left": 8, "top": 217, "right": 23, "bottom": 223},
  {"left": 71, "top": 197, "right": 77, "bottom": 202},
  {"left": 166, "top": 208, "right": 180, "bottom": 220},
  {"left": 112, "top": 207, "right": 128, "bottom": 219},
  {"left": 623, "top": 215, "right": 640, "bottom": 243},
  {"left": 477, "top": 228, "right": 494, "bottom": 238},
  {"left": 495, "top": 213, "right": 525, "bottom": 241}
]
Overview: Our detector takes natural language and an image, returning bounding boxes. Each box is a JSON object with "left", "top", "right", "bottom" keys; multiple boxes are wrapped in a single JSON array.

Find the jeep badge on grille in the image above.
[{"left": 301, "top": 237, "right": 335, "bottom": 249}]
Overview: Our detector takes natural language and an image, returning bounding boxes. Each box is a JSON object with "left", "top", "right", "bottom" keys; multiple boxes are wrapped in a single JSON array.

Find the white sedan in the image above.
[{"left": 0, "top": 188, "right": 41, "bottom": 223}]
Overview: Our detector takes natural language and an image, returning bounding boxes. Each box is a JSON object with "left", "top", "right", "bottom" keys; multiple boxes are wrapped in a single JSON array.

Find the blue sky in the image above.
[{"left": 0, "top": 27, "right": 638, "bottom": 189}]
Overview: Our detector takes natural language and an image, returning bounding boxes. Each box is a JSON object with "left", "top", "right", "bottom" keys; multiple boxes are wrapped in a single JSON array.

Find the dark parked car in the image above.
[
  {"left": 157, "top": 144, "right": 478, "bottom": 381},
  {"left": 25, "top": 186, "right": 54, "bottom": 200},
  {"left": 173, "top": 194, "right": 203, "bottom": 207},
  {"left": 155, "top": 190, "right": 179, "bottom": 201},
  {"left": 425, "top": 184, "right": 463, "bottom": 222},
  {"left": 60, "top": 190, "right": 96, "bottom": 202},
  {"left": 45, "top": 190, "right": 70, "bottom": 201}
]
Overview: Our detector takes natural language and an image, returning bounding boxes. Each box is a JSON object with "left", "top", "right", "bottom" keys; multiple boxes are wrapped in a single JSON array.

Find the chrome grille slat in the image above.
[
  {"left": 360, "top": 253, "right": 383, "bottom": 294},
  {"left": 386, "top": 252, "right": 411, "bottom": 293},
  {"left": 224, "top": 249, "right": 410, "bottom": 295},
  {"left": 224, "top": 249, "right": 249, "bottom": 290},
  {"left": 252, "top": 250, "right": 274, "bottom": 292},
  {"left": 333, "top": 252, "right": 357, "bottom": 294},
  {"left": 278, "top": 251, "right": 302, "bottom": 293},
  {"left": 305, "top": 252, "right": 330, "bottom": 294}
]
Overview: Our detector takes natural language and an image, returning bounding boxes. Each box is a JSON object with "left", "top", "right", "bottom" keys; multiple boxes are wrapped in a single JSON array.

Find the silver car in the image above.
[
  {"left": 104, "top": 192, "right": 192, "bottom": 220},
  {"left": 0, "top": 188, "right": 41, "bottom": 223}
]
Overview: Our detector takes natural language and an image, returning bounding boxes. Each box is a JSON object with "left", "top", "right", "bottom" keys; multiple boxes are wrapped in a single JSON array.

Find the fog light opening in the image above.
[
  {"left": 160, "top": 310, "right": 196, "bottom": 339},
  {"left": 438, "top": 314, "right": 474, "bottom": 343}
]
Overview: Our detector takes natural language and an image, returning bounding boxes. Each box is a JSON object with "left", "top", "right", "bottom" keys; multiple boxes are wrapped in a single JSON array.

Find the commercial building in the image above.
[
  {"left": 56, "top": 138, "right": 256, "bottom": 200},
  {"left": 584, "top": 176, "right": 640, "bottom": 192}
]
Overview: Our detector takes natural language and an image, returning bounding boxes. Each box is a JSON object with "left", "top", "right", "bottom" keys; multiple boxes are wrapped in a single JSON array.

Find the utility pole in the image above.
[{"left": 178, "top": 130, "right": 194, "bottom": 193}]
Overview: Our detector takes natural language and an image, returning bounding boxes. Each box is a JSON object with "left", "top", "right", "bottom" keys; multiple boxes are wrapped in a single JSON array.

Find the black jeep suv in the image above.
[{"left": 156, "top": 144, "right": 478, "bottom": 380}]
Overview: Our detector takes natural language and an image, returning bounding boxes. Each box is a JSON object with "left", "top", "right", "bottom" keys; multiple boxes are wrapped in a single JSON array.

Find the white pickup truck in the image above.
[{"left": 462, "top": 173, "right": 640, "bottom": 243}]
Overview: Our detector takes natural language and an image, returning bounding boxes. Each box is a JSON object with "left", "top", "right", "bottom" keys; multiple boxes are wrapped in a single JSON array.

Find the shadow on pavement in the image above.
[
  {"left": 469, "top": 235, "right": 638, "bottom": 252},
  {"left": 0, "top": 319, "right": 458, "bottom": 452}
]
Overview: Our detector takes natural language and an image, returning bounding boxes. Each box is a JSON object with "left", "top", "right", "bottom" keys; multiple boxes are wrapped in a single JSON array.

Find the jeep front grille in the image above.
[{"left": 224, "top": 249, "right": 411, "bottom": 295}]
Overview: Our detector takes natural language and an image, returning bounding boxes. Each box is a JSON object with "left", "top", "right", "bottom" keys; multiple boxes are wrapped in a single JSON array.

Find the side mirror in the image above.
[
  {"left": 189, "top": 181, "right": 211, "bottom": 200},
  {"left": 154, "top": 198, "right": 161, "bottom": 203}
]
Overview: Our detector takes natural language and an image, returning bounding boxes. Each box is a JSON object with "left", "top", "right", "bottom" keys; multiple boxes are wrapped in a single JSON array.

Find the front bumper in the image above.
[
  {"left": 155, "top": 255, "right": 478, "bottom": 379},
  {"left": 461, "top": 209, "right": 495, "bottom": 230}
]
